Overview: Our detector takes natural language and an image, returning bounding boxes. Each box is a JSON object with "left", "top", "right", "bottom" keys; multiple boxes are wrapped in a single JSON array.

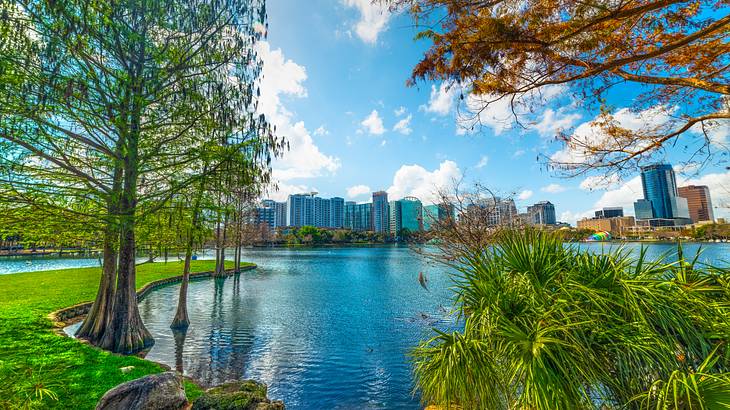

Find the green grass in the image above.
[{"left": 0, "top": 260, "right": 251, "bottom": 409}]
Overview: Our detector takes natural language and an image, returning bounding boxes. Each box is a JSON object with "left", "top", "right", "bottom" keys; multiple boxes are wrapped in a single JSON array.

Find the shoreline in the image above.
[
  {"left": 47, "top": 264, "right": 258, "bottom": 398},
  {"left": 49, "top": 263, "right": 256, "bottom": 330}
]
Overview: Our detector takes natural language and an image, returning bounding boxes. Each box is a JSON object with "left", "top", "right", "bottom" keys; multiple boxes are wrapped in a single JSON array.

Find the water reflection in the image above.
[
  {"left": 136, "top": 247, "right": 456, "bottom": 409},
  {"left": 172, "top": 328, "right": 187, "bottom": 373}
]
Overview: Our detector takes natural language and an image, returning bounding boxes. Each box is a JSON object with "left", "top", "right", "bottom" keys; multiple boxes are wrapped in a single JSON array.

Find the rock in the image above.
[
  {"left": 192, "top": 380, "right": 284, "bottom": 410},
  {"left": 120, "top": 366, "right": 135, "bottom": 374},
  {"left": 96, "top": 371, "right": 187, "bottom": 410}
]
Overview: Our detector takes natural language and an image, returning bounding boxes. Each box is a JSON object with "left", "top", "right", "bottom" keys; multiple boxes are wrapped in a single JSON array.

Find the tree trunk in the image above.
[
  {"left": 75, "top": 224, "right": 117, "bottom": 343},
  {"left": 215, "top": 211, "right": 229, "bottom": 276},
  {"left": 100, "top": 215, "right": 153, "bottom": 353},
  {"left": 98, "top": 42, "right": 153, "bottom": 353},
  {"left": 76, "top": 158, "right": 123, "bottom": 343},
  {"left": 171, "top": 179, "right": 205, "bottom": 329},
  {"left": 170, "top": 243, "right": 192, "bottom": 329}
]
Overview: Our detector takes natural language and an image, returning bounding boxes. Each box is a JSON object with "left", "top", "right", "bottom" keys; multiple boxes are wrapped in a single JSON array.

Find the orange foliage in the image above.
[{"left": 392, "top": 0, "right": 730, "bottom": 174}]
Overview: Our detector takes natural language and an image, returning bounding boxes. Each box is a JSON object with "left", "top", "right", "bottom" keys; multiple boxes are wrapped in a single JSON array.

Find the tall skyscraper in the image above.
[
  {"left": 330, "top": 197, "right": 345, "bottom": 228},
  {"left": 287, "top": 193, "right": 315, "bottom": 227},
  {"left": 314, "top": 197, "right": 329, "bottom": 228},
  {"left": 372, "top": 191, "right": 389, "bottom": 233},
  {"left": 399, "top": 197, "right": 423, "bottom": 232},
  {"left": 344, "top": 201, "right": 357, "bottom": 230},
  {"left": 344, "top": 201, "right": 372, "bottom": 231},
  {"left": 678, "top": 185, "right": 714, "bottom": 223},
  {"left": 388, "top": 200, "right": 402, "bottom": 235},
  {"left": 639, "top": 164, "right": 689, "bottom": 220},
  {"left": 274, "top": 202, "right": 287, "bottom": 227},
  {"left": 527, "top": 201, "right": 556, "bottom": 225}
]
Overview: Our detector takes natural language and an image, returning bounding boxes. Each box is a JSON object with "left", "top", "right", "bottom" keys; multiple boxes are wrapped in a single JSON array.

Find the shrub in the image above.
[{"left": 413, "top": 229, "right": 730, "bottom": 409}]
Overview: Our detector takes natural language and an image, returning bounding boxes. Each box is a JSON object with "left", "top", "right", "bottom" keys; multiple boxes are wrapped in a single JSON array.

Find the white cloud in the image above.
[
  {"left": 593, "top": 175, "right": 644, "bottom": 213},
  {"left": 314, "top": 125, "right": 329, "bottom": 136},
  {"left": 394, "top": 106, "right": 407, "bottom": 116},
  {"left": 458, "top": 84, "right": 567, "bottom": 136},
  {"left": 341, "top": 0, "right": 391, "bottom": 44},
  {"left": 534, "top": 108, "right": 582, "bottom": 137},
  {"left": 541, "top": 183, "right": 567, "bottom": 193},
  {"left": 475, "top": 155, "right": 489, "bottom": 169},
  {"left": 518, "top": 190, "right": 533, "bottom": 201},
  {"left": 513, "top": 149, "right": 526, "bottom": 158},
  {"left": 579, "top": 174, "right": 621, "bottom": 191},
  {"left": 346, "top": 184, "right": 372, "bottom": 199},
  {"left": 257, "top": 42, "right": 340, "bottom": 196},
  {"left": 361, "top": 109, "right": 386, "bottom": 135},
  {"left": 421, "top": 83, "right": 458, "bottom": 116},
  {"left": 393, "top": 114, "right": 412, "bottom": 135},
  {"left": 550, "top": 106, "right": 674, "bottom": 165},
  {"left": 387, "top": 160, "right": 462, "bottom": 205}
]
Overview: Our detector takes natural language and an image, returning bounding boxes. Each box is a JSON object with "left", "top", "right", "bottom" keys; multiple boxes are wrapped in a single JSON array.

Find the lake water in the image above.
[{"left": 11, "top": 243, "right": 730, "bottom": 409}]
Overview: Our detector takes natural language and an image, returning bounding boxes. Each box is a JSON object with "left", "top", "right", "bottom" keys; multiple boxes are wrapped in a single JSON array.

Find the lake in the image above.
[{"left": 9, "top": 243, "right": 730, "bottom": 409}]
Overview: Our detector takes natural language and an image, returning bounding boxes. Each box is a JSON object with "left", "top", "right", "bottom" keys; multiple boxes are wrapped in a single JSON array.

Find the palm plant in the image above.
[{"left": 413, "top": 229, "right": 730, "bottom": 409}]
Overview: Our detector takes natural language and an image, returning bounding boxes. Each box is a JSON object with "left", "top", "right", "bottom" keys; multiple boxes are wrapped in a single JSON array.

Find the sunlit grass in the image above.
[{"left": 0, "top": 260, "right": 247, "bottom": 409}]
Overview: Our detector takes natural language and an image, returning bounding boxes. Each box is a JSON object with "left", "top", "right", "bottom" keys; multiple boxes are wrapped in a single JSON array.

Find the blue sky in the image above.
[{"left": 259, "top": 0, "right": 729, "bottom": 224}]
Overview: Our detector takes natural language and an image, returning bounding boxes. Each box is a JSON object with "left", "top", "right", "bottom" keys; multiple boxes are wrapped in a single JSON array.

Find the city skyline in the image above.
[{"left": 263, "top": 162, "right": 722, "bottom": 231}]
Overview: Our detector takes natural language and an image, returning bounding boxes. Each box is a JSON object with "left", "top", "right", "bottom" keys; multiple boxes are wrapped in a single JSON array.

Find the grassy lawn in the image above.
[{"left": 0, "top": 260, "right": 249, "bottom": 409}]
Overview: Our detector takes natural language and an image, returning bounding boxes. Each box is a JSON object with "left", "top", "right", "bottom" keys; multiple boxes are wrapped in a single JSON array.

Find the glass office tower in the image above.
[{"left": 639, "top": 164, "right": 689, "bottom": 220}]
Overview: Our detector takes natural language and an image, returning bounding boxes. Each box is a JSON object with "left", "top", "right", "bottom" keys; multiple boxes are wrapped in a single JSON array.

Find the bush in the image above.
[{"left": 413, "top": 229, "right": 730, "bottom": 409}]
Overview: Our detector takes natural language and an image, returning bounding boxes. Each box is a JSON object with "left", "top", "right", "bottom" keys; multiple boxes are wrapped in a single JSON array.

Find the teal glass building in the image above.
[{"left": 638, "top": 164, "right": 689, "bottom": 220}]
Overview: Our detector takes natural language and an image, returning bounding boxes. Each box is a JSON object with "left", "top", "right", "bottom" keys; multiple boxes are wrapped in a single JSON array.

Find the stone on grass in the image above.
[
  {"left": 192, "top": 380, "right": 284, "bottom": 410},
  {"left": 120, "top": 366, "right": 135, "bottom": 374},
  {"left": 96, "top": 371, "right": 186, "bottom": 410}
]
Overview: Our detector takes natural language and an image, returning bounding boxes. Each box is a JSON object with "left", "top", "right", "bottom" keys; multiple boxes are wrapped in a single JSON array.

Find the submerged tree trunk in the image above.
[
  {"left": 214, "top": 210, "right": 228, "bottom": 277},
  {"left": 170, "top": 243, "right": 192, "bottom": 329},
  {"left": 171, "top": 180, "right": 204, "bottom": 329}
]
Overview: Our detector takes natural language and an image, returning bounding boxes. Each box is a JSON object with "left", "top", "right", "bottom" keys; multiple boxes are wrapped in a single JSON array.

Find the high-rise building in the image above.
[
  {"left": 639, "top": 164, "right": 689, "bottom": 221},
  {"left": 344, "top": 201, "right": 372, "bottom": 231},
  {"left": 400, "top": 197, "right": 423, "bottom": 232},
  {"left": 274, "top": 202, "right": 287, "bottom": 227},
  {"left": 423, "top": 203, "right": 454, "bottom": 231},
  {"left": 256, "top": 200, "right": 276, "bottom": 228},
  {"left": 287, "top": 193, "right": 315, "bottom": 227},
  {"left": 330, "top": 197, "right": 345, "bottom": 228},
  {"left": 633, "top": 199, "right": 654, "bottom": 219},
  {"left": 372, "top": 191, "right": 389, "bottom": 233},
  {"left": 595, "top": 207, "right": 624, "bottom": 218},
  {"left": 527, "top": 201, "right": 556, "bottom": 225},
  {"left": 314, "top": 197, "right": 329, "bottom": 228},
  {"left": 464, "top": 197, "right": 518, "bottom": 226},
  {"left": 388, "top": 200, "right": 402, "bottom": 235},
  {"left": 678, "top": 185, "right": 714, "bottom": 223}
]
